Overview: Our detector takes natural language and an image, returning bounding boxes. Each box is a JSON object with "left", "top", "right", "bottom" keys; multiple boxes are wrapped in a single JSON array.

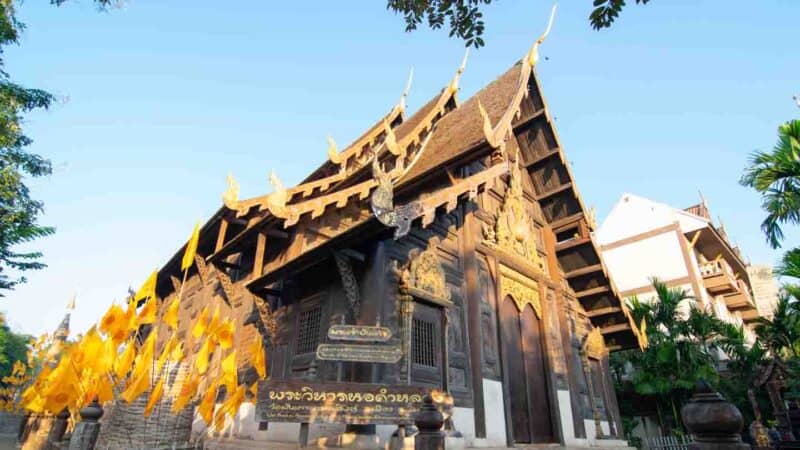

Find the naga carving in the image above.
[
  {"left": 333, "top": 251, "right": 361, "bottom": 318},
  {"left": 371, "top": 154, "right": 425, "bottom": 239}
]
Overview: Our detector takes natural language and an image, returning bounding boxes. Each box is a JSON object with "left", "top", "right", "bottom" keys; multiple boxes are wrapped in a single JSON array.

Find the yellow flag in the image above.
[
  {"left": 248, "top": 336, "right": 266, "bottom": 379},
  {"left": 156, "top": 335, "right": 176, "bottom": 372},
  {"left": 100, "top": 304, "right": 126, "bottom": 340},
  {"left": 207, "top": 305, "right": 221, "bottom": 337},
  {"left": 120, "top": 363, "right": 151, "bottom": 403},
  {"left": 163, "top": 298, "right": 179, "bottom": 330},
  {"left": 171, "top": 371, "right": 198, "bottom": 414},
  {"left": 192, "top": 306, "right": 209, "bottom": 339},
  {"left": 221, "top": 350, "right": 238, "bottom": 392},
  {"left": 181, "top": 223, "right": 200, "bottom": 272},
  {"left": 135, "top": 270, "right": 158, "bottom": 302},
  {"left": 144, "top": 376, "right": 165, "bottom": 417},
  {"left": 197, "top": 381, "right": 218, "bottom": 425},
  {"left": 93, "top": 373, "right": 115, "bottom": 403},
  {"left": 215, "top": 319, "right": 235, "bottom": 350},
  {"left": 137, "top": 298, "right": 157, "bottom": 325},
  {"left": 124, "top": 298, "right": 138, "bottom": 332},
  {"left": 195, "top": 338, "right": 212, "bottom": 375},
  {"left": 115, "top": 340, "right": 136, "bottom": 380}
]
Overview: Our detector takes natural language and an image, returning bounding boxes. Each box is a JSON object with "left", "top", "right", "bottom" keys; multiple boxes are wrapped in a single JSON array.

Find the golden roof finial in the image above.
[
  {"left": 327, "top": 136, "right": 341, "bottom": 166},
  {"left": 66, "top": 294, "right": 76, "bottom": 311},
  {"left": 383, "top": 119, "right": 402, "bottom": 156},
  {"left": 477, "top": 100, "right": 501, "bottom": 148},
  {"left": 266, "top": 170, "right": 288, "bottom": 218},
  {"left": 587, "top": 206, "right": 597, "bottom": 230},
  {"left": 222, "top": 172, "right": 240, "bottom": 210},
  {"left": 525, "top": 4, "right": 557, "bottom": 68},
  {"left": 448, "top": 48, "right": 469, "bottom": 94},
  {"left": 398, "top": 68, "right": 414, "bottom": 114}
]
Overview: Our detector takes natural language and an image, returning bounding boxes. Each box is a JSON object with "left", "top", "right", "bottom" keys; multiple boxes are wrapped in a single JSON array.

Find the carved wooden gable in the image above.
[
  {"left": 399, "top": 240, "right": 451, "bottom": 305},
  {"left": 483, "top": 159, "right": 545, "bottom": 272}
]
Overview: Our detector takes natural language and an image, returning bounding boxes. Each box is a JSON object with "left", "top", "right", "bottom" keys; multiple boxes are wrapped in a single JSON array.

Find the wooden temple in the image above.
[{"left": 150, "top": 16, "right": 644, "bottom": 448}]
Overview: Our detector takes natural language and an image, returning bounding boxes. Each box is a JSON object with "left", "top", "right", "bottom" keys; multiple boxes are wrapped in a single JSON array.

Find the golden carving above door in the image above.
[
  {"left": 499, "top": 265, "right": 541, "bottom": 318},
  {"left": 396, "top": 239, "right": 451, "bottom": 306},
  {"left": 483, "top": 159, "right": 545, "bottom": 272}
]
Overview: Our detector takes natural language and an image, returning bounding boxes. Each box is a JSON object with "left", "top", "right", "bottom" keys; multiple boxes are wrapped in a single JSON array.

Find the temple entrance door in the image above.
[{"left": 500, "top": 295, "right": 554, "bottom": 444}]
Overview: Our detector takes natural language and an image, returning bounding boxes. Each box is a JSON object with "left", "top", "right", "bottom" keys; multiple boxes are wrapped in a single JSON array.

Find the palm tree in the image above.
[
  {"left": 753, "top": 294, "right": 800, "bottom": 358},
  {"left": 740, "top": 119, "right": 800, "bottom": 249},
  {"left": 778, "top": 248, "right": 800, "bottom": 279}
]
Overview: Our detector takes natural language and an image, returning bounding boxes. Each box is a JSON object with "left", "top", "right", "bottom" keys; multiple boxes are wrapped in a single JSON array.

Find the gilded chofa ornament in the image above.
[
  {"left": 499, "top": 265, "right": 541, "bottom": 317},
  {"left": 483, "top": 158, "right": 544, "bottom": 271},
  {"left": 400, "top": 240, "right": 450, "bottom": 302},
  {"left": 583, "top": 327, "right": 607, "bottom": 359}
]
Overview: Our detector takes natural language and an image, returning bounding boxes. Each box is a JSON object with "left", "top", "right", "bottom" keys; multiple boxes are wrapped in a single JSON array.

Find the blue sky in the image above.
[{"left": 4, "top": 0, "right": 798, "bottom": 336}]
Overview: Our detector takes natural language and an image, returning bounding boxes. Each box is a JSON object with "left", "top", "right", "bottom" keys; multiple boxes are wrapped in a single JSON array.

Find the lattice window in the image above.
[
  {"left": 412, "top": 318, "right": 437, "bottom": 368},
  {"left": 296, "top": 305, "right": 322, "bottom": 355}
]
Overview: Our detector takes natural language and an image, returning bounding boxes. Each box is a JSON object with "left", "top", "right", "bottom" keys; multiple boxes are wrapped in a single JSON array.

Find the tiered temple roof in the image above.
[{"left": 154, "top": 22, "right": 642, "bottom": 349}]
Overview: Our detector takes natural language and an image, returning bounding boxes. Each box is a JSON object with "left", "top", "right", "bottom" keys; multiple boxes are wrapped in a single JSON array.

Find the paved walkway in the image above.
[{"left": 0, "top": 434, "right": 15, "bottom": 450}]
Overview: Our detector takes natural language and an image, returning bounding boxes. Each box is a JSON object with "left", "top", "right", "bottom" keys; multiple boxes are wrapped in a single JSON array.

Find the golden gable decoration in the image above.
[
  {"left": 499, "top": 265, "right": 541, "bottom": 318},
  {"left": 483, "top": 159, "right": 544, "bottom": 272},
  {"left": 582, "top": 327, "right": 607, "bottom": 359},
  {"left": 399, "top": 240, "right": 450, "bottom": 304}
]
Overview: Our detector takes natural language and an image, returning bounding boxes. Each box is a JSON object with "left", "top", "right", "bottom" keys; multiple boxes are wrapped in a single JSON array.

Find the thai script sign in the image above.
[
  {"left": 256, "top": 380, "right": 452, "bottom": 425},
  {"left": 316, "top": 344, "right": 401, "bottom": 363},
  {"left": 327, "top": 325, "right": 392, "bottom": 342}
]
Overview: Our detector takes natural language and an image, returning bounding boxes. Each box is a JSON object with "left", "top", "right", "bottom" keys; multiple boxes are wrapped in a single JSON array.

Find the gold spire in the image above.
[
  {"left": 222, "top": 172, "right": 240, "bottom": 210},
  {"left": 266, "top": 170, "right": 288, "bottom": 218},
  {"left": 525, "top": 4, "right": 557, "bottom": 69},
  {"left": 477, "top": 100, "right": 497, "bottom": 148},
  {"left": 66, "top": 294, "right": 76, "bottom": 311},
  {"left": 478, "top": 5, "right": 557, "bottom": 154},
  {"left": 448, "top": 49, "right": 469, "bottom": 94},
  {"left": 327, "top": 136, "right": 341, "bottom": 166},
  {"left": 384, "top": 119, "right": 402, "bottom": 156},
  {"left": 398, "top": 68, "right": 414, "bottom": 114}
]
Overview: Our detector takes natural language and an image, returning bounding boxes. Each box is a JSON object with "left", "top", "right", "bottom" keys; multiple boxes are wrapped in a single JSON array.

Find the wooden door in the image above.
[
  {"left": 501, "top": 296, "right": 531, "bottom": 443},
  {"left": 521, "top": 305, "right": 554, "bottom": 442},
  {"left": 500, "top": 296, "right": 554, "bottom": 444}
]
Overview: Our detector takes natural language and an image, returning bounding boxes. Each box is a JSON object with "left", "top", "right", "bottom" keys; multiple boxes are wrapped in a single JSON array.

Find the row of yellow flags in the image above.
[{"left": 7, "top": 223, "right": 266, "bottom": 431}]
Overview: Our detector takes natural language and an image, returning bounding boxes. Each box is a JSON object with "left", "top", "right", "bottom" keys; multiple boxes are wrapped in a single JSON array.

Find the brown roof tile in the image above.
[{"left": 400, "top": 63, "right": 521, "bottom": 184}]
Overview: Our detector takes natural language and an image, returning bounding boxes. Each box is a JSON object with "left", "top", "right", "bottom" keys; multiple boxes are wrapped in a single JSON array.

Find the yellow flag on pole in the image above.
[
  {"left": 181, "top": 223, "right": 200, "bottom": 272},
  {"left": 135, "top": 271, "right": 158, "bottom": 302},
  {"left": 163, "top": 297, "right": 179, "bottom": 331},
  {"left": 143, "top": 375, "right": 165, "bottom": 417}
]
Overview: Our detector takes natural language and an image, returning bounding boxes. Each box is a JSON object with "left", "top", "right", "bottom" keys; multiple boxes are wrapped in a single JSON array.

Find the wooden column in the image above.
[
  {"left": 463, "top": 207, "right": 487, "bottom": 437},
  {"left": 253, "top": 231, "right": 267, "bottom": 278},
  {"left": 215, "top": 218, "right": 229, "bottom": 252}
]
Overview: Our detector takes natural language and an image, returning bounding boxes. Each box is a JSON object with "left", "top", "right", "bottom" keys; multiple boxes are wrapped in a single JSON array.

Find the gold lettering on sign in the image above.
[
  {"left": 499, "top": 265, "right": 541, "bottom": 318},
  {"left": 403, "top": 240, "right": 450, "bottom": 302},
  {"left": 483, "top": 158, "right": 544, "bottom": 272}
]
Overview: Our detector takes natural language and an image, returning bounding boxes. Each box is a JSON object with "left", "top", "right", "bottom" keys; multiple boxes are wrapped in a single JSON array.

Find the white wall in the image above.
[{"left": 601, "top": 233, "right": 688, "bottom": 293}]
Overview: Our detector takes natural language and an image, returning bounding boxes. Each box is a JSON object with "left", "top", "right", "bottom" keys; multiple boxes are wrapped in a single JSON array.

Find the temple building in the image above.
[
  {"left": 594, "top": 193, "right": 762, "bottom": 342},
  {"left": 143, "top": 27, "right": 645, "bottom": 449}
]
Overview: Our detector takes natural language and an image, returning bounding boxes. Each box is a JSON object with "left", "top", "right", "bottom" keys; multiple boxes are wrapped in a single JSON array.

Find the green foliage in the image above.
[
  {"left": 0, "top": 0, "right": 57, "bottom": 294},
  {"left": 0, "top": 316, "right": 30, "bottom": 380},
  {"left": 777, "top": 247, "right": 800, "bottom": 279},
  {"left": 590, "top": 0, "right": 651, "bottom": 30},
  {"left": 740, "top": 119, "right": 800, "bottom": 249},
  {"left": 386, "top": 0, "right": 654, "bottom": 48},
  {"left": 753, "top": 294, "right": 800, "bottom": 358}
]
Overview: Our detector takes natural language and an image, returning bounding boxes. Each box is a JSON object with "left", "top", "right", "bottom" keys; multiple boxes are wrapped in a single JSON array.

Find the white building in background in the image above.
[{"left": 593, "top": 193, "right": 762, "bottom": 342}]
